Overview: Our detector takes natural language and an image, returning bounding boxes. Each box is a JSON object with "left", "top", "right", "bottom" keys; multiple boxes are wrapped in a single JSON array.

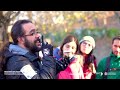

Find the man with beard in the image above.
[
  {"left": 0, "top": 19, "right": 56, "bottom": 79},
  {"left": 96, "top": 36, "right": 120, "bottom": 79}
]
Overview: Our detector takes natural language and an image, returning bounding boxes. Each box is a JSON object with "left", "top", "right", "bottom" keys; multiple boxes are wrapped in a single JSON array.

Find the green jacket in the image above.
[{"left": 96, "top": 52, "right": 120, "bottom": 79}]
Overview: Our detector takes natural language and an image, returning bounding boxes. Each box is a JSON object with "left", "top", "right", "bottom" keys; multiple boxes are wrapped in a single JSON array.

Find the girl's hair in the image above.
[
  {"left": 60, "top": 34, "right": 79, "bottom": 56},
  {"left": 79, "top": 42, "right": 95, "bottom": 65}
]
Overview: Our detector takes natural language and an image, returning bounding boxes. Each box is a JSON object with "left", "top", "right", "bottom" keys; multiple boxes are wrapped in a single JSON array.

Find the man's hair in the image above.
[
  {"left": 112, "top": 36, "right": 120, "bottom": 44},
  {"left": 11, "top": 19, "right": 32, "bottom": 44}
]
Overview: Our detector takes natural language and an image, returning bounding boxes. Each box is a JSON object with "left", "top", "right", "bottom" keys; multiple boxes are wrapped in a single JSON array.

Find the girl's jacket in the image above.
[{"left": 57, "top": 55, "right": 84, "bottom": 79}]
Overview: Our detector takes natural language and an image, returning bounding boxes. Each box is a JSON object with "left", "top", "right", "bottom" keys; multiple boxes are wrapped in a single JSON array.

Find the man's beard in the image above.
[{"left": 24, "top": 37, "right": 41, "bottom": 53}]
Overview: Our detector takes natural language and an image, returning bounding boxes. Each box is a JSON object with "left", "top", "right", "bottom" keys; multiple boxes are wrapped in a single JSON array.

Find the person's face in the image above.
[
  {"left": 62, "top": 41, "right": 77, "bottom": 58},
  {"left": 112, "top": 39, "right": 120, "bottom": 56},
  {"left": 22, "top": 22, "right": 41, "bottom": 52},
  {"left": 80, "top": 40, "right": 93, "bottom": 55}
]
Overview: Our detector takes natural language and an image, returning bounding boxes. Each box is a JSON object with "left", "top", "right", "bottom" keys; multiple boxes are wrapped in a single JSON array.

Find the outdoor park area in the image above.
[{"left": 0, "top": 11, "right": 120, "bottom": 64}]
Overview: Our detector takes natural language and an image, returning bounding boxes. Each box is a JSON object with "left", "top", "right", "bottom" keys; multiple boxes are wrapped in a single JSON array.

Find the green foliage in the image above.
[
  {"left": 44, "top": 30, "right": 67, "bottom": 47},
  {"left": 49, "top": 28, "right": 120, "bottom": 47},
  {"left": 106, "top": 28, "right": 120, "bottom": 38}
]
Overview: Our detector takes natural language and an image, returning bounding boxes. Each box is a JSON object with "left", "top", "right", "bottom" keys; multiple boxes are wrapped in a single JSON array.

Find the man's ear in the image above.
[{"left": 17, "top": 37, "right": 24, "bottom": 44}]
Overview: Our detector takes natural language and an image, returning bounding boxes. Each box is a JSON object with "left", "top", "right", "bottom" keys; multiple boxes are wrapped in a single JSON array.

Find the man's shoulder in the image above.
[
  {"left": 6, "top": 54, "right": 33, "bottom": 69},
  {"left": 99, "top": 56, "right": 110, "bottom": 65},
  {"left": 8, "top": 54, "right": 28, "bottom": 63},
  {"left": 42, "top": 56, "right": 56, "bottom": 61}
]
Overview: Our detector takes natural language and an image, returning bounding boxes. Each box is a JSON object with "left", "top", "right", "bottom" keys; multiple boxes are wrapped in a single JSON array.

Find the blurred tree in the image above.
[
  {"left": 0, "top": 11, "right": 20, "bottom": 44},
  {"left": 19, "top": 11, "right": 115, "bottom": 34},
  {"left": 2, "top": 11, "right": 118, "bottom": 44},
  {"left": 114, "top": 11, "right": 120, "bottom": 23}
]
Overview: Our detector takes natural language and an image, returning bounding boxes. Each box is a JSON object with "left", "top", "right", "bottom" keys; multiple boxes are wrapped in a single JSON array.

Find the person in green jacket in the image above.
[{"left": 96, "top": 36, "right": 120, "bottom": 79}]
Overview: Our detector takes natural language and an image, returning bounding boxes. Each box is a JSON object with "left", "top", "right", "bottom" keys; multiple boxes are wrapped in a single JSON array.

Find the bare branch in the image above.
[{"left": 10, "top": 11, "right": 20, "bottom": 21}]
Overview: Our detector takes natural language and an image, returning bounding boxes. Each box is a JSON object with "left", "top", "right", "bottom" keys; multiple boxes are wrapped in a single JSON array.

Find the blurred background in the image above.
[{"left": 0, "top": 11, "right": 120, "bottom": 65}]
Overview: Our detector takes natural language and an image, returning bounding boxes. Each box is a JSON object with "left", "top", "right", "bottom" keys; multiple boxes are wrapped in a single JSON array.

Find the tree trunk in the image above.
[{"left": 2, "top": 23, "right": 9, "bottom": 43}]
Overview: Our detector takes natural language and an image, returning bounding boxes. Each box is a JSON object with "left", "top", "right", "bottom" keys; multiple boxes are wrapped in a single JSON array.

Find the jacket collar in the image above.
[
  {"left": 110, "top": 52, "right": 120, "bottom": 61},
  {"left": 9, "top": 44, "right": 28, "bottom": 55},
  {"left": 24, "top": 52, "right": 39, "bottom": 61},
  {"left": 8, "top": 44, "right": 39, "bottom": 61}
]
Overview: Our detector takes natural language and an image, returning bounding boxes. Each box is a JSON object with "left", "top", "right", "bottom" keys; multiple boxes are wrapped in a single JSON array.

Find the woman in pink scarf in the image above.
[{"left": 57, "top": 34, "right": 84, "bottom": 79}]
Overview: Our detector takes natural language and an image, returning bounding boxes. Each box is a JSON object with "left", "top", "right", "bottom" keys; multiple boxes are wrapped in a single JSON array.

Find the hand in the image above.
[
  {"left": 88, "top": 63, "right": 96, "bottom": 74},
  {"left": 56, "top": 57, "right": 69, "bottom": 74},
  {"left": 56, "top": 56, "right": 74, "bottom": 74},
  {"left": 39, "top": 35, "right": 53, "bottom": 57},
  {"left": 41, "top": 43, "right": 53, "bottom": 57}
]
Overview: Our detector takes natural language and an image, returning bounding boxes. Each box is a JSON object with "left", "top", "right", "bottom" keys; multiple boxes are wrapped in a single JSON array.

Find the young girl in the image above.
[
  {"left": 79, "top": 36, "right": 97, "bottom": 79},
  {"left": 57, "top": 34, "right": 84, "bottom": 79}
]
